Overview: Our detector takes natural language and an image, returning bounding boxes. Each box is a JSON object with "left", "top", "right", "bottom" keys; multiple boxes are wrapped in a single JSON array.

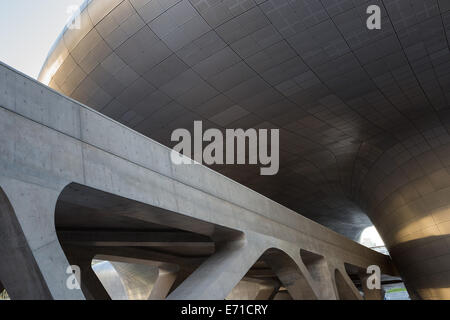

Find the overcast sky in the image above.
[{"left": 0, "top": 0, "right": 85, "bottom": 79}]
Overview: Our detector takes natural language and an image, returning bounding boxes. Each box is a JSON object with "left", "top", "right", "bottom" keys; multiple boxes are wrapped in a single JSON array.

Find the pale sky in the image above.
[
  {"left": 0, "top": 0, "right": 85, "bottom": 79},
  {"left": 360, "top": 226, "right": 385, "bottom": 247}
]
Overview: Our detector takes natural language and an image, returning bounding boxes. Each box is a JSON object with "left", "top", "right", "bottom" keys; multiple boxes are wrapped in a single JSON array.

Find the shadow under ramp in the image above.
[{"left": 55, "top": 183, "right": 241, "bottom": 300}]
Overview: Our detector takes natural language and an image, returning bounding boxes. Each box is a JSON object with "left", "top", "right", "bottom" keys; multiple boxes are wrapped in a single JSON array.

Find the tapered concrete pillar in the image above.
[
  {"left": 79, "top": 261, "right": 111, "bottom": 300},
  {"left": 264, "top": 250, "right": 318, "bottom": 300},
  {"left": 0, "top": 180, "right": 85, "bottom": 299},
  {"left": 301, "top": 252, "right": 337, "bottom": 300},
  {"left": 64, "top": 249, "right": 110, "bottom": 300},
  {"left": 334, "top": 268, "right": 362, "bottom": 300},
  {"left": 167, "top": 238, "right": 265, "bottom": 300},
  {"left": 148, "top": 268, "right": 177, "bottom": 300},
  {"left": 167, "top": 269, "right": 192, "bottom": 296}
]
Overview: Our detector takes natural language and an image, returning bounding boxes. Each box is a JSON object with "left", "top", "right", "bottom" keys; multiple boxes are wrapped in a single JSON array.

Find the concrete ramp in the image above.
[{"left": 0, "top": 62, "right": 394, "bottom": 300}]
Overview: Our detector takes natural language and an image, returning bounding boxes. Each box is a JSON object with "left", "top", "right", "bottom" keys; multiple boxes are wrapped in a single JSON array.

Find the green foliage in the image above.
[{"left": 386, "top": 288, "right": 406, "bottom": 293}]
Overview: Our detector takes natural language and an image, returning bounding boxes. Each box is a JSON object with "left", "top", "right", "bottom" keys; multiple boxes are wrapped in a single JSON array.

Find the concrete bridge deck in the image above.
[{"left": 0, "top": 61, "right": 395, "bottom": 300}]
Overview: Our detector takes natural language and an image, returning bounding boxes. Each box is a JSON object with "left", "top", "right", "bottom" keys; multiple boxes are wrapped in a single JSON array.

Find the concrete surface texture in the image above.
[
  {"left": 0, "top": 61, "right": 395, "bottom": 300},
  {"left": 36, "top": 0, "right": 450, "bottom": 299}
]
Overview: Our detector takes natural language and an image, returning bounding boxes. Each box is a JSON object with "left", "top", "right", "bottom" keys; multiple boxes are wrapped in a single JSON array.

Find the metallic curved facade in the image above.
[
  {"left": 93, "top": 261, "right": 158, "bottom": 300},
  {"left": 39, "top": 0, "right": 450, "bottom": 299}
]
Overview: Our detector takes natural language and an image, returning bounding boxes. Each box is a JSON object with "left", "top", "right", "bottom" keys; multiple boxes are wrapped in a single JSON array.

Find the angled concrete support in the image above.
[
  {"left": 63, "top": 247, "right": 110, "bottom": 300},
  {"left": 263, "top": 250, "right": 318, "bottom": 300},
  {"left": 167, "top": 268, "right": 194, "bottom": 297},
  {"left": 300, "top": 251, "right": 337, "bottom": 299},
  {"left": 311, "top": 268, "right": 336, "bottom": 299},
  {"left": 78, "top": 259, "right": 111, "bottom": 300},
  {"left": 0, "top": 186, "right": 51, "bottom": 299},
  {"left": 334, "top": 268, "right": 363, "bottom": 300},
  {"left": 167, "top": 238, "right": 265, "bottom": 300},
  {"left": 0, "top": 181, "right": 84, "bottom": 299}
]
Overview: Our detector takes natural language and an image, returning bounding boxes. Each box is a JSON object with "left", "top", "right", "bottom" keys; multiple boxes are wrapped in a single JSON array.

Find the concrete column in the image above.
[
  {"left": 168, "top": 269, "right": 192, "bottom": 296},
  {"left": 67, "top": 251, "right": 110, "bottom": 300},
  {"left": 0, "top": 180, "right": 85, "bottom": 299},
  {"left": 302, "top": 256, "right": 338, "bottom": 299},
  {"left": 264, "top": 252, "right": 318, "bottom": 300},
  {"left": 333, "top": 267, "right": 363, "bottom": 300},
  {"left": 167, "top": 238, "right": 264, "bottom": 300},
  {"left": 359, "top": 273, "right": 385, "bottom": 300},
  {"left": 79, "top": 261, "right": 111, "bottom": 300},
  {"left": 148, "top": 268, "right": 177, "bottom": 300}
]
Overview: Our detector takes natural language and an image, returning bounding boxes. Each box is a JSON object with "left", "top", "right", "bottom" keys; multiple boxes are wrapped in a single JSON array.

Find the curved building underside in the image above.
[{"left": 38, "top": 0, "right": 450, "bottom": 299}]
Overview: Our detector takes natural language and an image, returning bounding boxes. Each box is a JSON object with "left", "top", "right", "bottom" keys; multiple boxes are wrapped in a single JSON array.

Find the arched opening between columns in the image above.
[
  {"left": 54, "top": 183, "right": 240, "bottom": 300},
  {"left": 227, "top": 248, "right": 318, "bottom": 300},
  {"left": 226, "top": 258, "right": 283, "bottom": 300}
]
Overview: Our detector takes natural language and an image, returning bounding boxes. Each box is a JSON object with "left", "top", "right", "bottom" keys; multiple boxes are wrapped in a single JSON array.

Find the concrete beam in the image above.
[{"left": 59, "top": 231, "right": 213, "bottom": 247}]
